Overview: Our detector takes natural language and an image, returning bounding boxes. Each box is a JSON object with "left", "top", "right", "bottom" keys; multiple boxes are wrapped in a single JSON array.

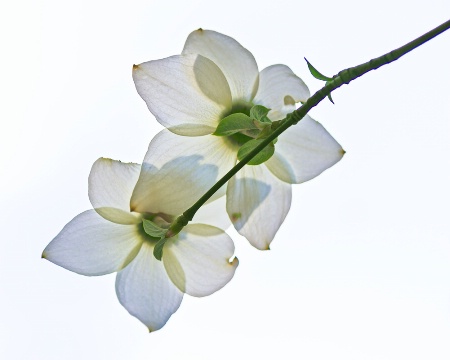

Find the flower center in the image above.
[
  {"left": 219, "top": 101, "right": 256, "bottom": 147},
  {"left": 227, "top": 102, "right": 252, "bottom": 117},
  {"left": 227, "top": 132, "right": 253, "bottom": 147},
  {"left": 138, "top": 212, "right": 174, "bottom": 244},
  {"left": 214, "top": 104, "right": 278, "bottom": 166}
]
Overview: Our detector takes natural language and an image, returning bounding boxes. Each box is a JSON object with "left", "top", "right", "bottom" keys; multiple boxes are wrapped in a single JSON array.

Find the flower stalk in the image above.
[{"left": 177, "top": 18, "right": 450, "bottom": 227}]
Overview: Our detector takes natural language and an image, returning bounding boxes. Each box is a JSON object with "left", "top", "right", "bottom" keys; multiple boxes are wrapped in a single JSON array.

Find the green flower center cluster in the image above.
[
  {"left": 214, "top": 104, "right": 278, "bottom": 165},
  {"left": 139, "top": 213, "right": 175, "bottom": 246}
]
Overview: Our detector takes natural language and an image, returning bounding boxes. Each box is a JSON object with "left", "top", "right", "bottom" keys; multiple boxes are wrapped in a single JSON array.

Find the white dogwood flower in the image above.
[
  {"left": 43, "top": 157, "right": 238, "bottom": 331},
  {"left": 133, "top": 29, "right": 344, "bottom": 250}
]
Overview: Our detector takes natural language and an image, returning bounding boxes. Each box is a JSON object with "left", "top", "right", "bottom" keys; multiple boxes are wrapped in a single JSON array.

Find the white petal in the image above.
[
  {"left": 226, "top": 164, "right": 292, "bottom": 250},
  {"left": 253, "top": 64, "right": 310, "bottom": 121},
  {"left": 163, "top": 224, "right": 238, "bottom": 297},
  {"left": 192, "top": 196, "right": 231, "bottom": 230},
  {"left": 42, "top": 210, "right": 143, "bottom": 276},
  {"left": 116, "top": 242, "right": 183, "bottom": 332},
  {"left": 266, "top": 115, "right": 345, "bottom": 184},
  {"left": 131, "top": 130, "right": 237, "bottom": 216},
  {"left": 133, "top": 54, "right": 232, "bottom": 135},
  {"left": 88, "top": 158, "right": 142, "bottom": 225},
  {"left": 183, "top": 29, "right": 259, "bottom": 103}
]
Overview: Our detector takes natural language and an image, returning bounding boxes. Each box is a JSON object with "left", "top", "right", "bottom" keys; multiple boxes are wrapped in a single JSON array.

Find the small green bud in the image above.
[{"left": 249, "top": 105, "right": 271, "bottom": 123}]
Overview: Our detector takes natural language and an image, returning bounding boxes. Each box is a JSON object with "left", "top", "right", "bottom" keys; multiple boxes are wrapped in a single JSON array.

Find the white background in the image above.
[{"left": 1, "top": 0, "right": 450, "bottom": 359}]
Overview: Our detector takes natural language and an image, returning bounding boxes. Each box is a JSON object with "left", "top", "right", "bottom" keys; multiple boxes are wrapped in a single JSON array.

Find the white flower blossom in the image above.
[
  {"left": 43, "top": 157, "right": 238, "bottom": 331},
  {"left": 132, "top": 29, "right": 345, "bottom": 250}
]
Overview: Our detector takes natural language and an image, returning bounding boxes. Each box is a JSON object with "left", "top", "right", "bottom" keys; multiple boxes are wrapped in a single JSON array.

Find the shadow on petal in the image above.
[
  {"left": 265, "top": 152, "right": 297, "bottom": 183},
  {"left": 130, "top": 155, "right": 219, "bottom": 215},
  {"left": 94, "top": 207, "right": 142, "bottom": 225},
  {"left": 193, "top": 55, "right": 232, "bottom": 107},
  {"left": 228, "top": 178, "right": 271, "bottom": 231},
  {"left": 163, "top": 234, "right": 187, "bottom": 293}
]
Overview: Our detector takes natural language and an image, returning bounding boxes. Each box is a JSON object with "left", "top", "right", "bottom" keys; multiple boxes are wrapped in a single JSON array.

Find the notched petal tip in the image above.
[
  {"left": 254, "top": 243, "right": 271, "bottom": 251},
  {"left": 230, "top": 212, "right": 241, "bottom": 223},
  {"left": 197, "top": 27, "right": 203, "bottom": 32},
  {"left": 41, "top": 250, "right": 47, "bottom": 259},
  {"left": 132, "top": 64, "right": 139, "bottom": 70},
  {"left": 229, "top": 256, "right": 239, "bottom": 267},
  {"left": 96, "top": 156, "right": 113, "bottom": 163},
  {"left": 284, "top": 95, "right": 296, "bottom": 106}
]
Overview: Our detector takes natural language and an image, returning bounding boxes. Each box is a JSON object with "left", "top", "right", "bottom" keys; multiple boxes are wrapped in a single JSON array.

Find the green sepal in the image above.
[
  {"left": 212, "top": 113, "right": 257, "bottom": 136},
  {"left": 305, "top": 58, "right": 333, "bottom": 82},
  {"left": 143, "top": 219, "right": 167, "bottom": 239},
  {"left": 250, "top": 105, "right": 271, "bottom": 123},
  {"left": 153, "top": 238, "right": 167, "bottom": 261},
  {"left": 327, "top": 93, "right": 335, "bottom": 104},
  {"left": 237, "top": 139, "right": 275, "bottom": 165},
  {"left": 324, "top": 80, "right": 335, "bottom": 104}
]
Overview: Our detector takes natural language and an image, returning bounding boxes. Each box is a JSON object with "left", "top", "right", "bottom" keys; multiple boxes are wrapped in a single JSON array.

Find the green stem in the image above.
[{"left": 167, "top": 18, "right": 450, "bottom": 237}]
